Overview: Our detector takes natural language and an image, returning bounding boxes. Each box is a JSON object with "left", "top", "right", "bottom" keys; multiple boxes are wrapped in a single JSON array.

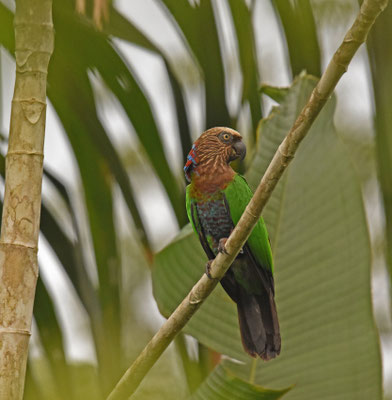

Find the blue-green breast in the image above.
[{"left": 194, "top": 194, "right": 233, "bottom": 254}]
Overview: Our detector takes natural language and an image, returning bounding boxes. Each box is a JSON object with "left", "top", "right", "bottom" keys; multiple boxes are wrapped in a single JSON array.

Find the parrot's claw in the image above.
[
  {"left": 218, "top": 238, "right": 229, "bottom": 255},
  {"left": 205, "top": 260, "right": 215, "bottom": 280}
]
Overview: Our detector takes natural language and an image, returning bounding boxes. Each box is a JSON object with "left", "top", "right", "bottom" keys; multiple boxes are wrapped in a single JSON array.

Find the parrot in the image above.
[{"left": 184, "top": 127, "right": 280, "bottom": 360}]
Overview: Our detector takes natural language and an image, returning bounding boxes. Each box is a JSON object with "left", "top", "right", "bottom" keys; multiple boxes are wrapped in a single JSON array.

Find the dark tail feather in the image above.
[{"left": 237, "top": 286, "right": 281, "bottom": 360}]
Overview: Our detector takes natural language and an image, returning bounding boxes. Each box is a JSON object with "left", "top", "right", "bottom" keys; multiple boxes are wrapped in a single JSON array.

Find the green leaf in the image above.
[
  {"left": 105, "top": 8, "right": 193, "bottom": 177},
  {"left": 259, "top": 84, "right": 289, "bottom": 104},
  {"left": 67, "top": 363, "right": 102, "bottom": 400},
  {"left": 26, "top": 359, "right": 102, "bottom": 400},
  {"left": 227, "top": 0, "right": 262, "bottom": 131},
  {"left": 272, "top": 0, "right": 321, "bottom": 77},
  {"left": 152, "top": 75, "right": 381, "bottom": 398},
  {"left": 157, "top": 0, "right": 231, "bottom": 128},
  {"left": 105, "top": 8, "right": 159, "bottom": 52},
  {"left": 24, "top": 363, "right": 46, "bottom": 400},
  {"left": 33, "top": 277, "right": 76, "bottom": 400},
  {"left": 367, "top": 2, "right": 392, "bottom": 285},
  {"left": 48, "top": 46, "right": 123, "bottom": 393},
  {"left": 165, "top": 59, "right": 193, "bottom": 165},
  {"left": 0, "top": 2, "right": 13, "bottom": 52},
  {"left": 51, "top": 5, "right": 158, "bottom": 244},
  {"left": 40, "top": 175, "right": 101, "bottom": 324},
  {"left": 190, "top": 360, "right": 290, "bottom": 400}
]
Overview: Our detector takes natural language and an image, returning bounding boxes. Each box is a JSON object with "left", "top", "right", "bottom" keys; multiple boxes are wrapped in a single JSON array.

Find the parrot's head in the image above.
[{"left": 184, "top": 127, "right": 246, "bottom": 182}]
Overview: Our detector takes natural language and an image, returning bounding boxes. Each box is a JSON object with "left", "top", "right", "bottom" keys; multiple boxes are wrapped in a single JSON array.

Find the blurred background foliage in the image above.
[{"left": 0, "top": 0, "right": 391, "bottom": 399}]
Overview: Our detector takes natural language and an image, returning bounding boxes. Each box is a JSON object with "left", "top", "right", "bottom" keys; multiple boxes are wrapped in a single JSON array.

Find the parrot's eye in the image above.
[{"left": 219, "top": 132, "right": 232, "bottom": 143}]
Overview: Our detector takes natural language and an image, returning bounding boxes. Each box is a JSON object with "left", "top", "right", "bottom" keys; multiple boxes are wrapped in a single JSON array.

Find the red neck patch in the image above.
[{"left": 184, "top": 144, "right": 199, "bottom": 182}]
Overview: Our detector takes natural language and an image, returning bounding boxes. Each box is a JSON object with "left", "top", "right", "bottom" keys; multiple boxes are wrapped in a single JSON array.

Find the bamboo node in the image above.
[
  {"left": 0, "top": 241, "right": 38, "bottom": 252},
  {"left": 6, "top": 151, "right": 44, "bottom": 158},
  {"left": 0, "top": 327, "right": 31, "bottom": 336},
  {"left": 12, "top": 98, "right": 46, "bottom": 106},
  {"left": 13, "top": 21, "right": 54, "bottom": 29}
]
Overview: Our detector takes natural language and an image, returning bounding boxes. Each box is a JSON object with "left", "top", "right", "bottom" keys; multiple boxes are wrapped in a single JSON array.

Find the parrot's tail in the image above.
[{"left": 236, "top": 285, "right": 281, "bottom": 360}]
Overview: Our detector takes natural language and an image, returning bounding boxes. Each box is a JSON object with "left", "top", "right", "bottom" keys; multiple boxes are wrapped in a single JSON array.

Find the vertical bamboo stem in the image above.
[{"left": 0, "top": 0, "right": 54, "bottom": 399}]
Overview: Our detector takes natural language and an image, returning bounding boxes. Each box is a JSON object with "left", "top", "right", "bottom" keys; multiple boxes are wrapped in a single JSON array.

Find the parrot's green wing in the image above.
[
  {"left": 186, "top": 186, "right": 197, "bottom": 234},
  {"left": 223, "top": 174, "right": 274, "bottom": 274}
]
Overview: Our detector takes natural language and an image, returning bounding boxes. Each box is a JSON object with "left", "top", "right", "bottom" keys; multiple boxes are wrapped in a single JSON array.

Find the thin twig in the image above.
[{"left": 106, "top": 1, "right": 388, "bottom": 399}]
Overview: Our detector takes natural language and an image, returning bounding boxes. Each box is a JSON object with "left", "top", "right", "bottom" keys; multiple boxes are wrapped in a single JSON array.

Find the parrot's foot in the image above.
[
  {"left": 218, "top": 238, "right": 229, "bottom": 255},
  {"left": 205, "top": 260, "right": 217, "bottom": 280}
]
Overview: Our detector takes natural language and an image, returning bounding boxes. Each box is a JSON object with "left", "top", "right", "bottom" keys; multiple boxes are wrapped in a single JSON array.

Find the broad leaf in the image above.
[
  {"left": 152, "top": 75, "right": 382, "bottom": 399},
  {"left": 190, "top": 360, "right": 290, "bottom": 400}
]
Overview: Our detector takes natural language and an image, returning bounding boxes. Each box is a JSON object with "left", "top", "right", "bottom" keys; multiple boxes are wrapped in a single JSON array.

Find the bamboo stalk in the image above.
[
  {"left": 0, "top": 0, "right": 54, "bottom": 399},
  {"left": 106, "top": 0, "right": 388, "bottom": 399}
]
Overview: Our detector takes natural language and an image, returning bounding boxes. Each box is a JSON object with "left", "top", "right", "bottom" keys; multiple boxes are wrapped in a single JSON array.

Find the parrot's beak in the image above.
[{"left": 230, "top": 140, "right": 246, "bottom": 162}]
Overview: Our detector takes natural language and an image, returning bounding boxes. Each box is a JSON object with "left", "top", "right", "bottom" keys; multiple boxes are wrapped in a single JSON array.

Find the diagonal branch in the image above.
[{"left": 107, "top": 0, "right": 389, "bottom": 399}]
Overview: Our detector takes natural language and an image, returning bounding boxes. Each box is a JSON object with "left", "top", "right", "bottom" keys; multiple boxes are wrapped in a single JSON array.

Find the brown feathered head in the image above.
[{"left": 184, "top": 127, "right": 246, "bottom": 182}]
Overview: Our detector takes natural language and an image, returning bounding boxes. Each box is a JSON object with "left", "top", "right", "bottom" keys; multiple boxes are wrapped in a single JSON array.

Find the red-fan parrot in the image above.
[{"left": 184, "top": 127, "right": 280, "bottom": 360}]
